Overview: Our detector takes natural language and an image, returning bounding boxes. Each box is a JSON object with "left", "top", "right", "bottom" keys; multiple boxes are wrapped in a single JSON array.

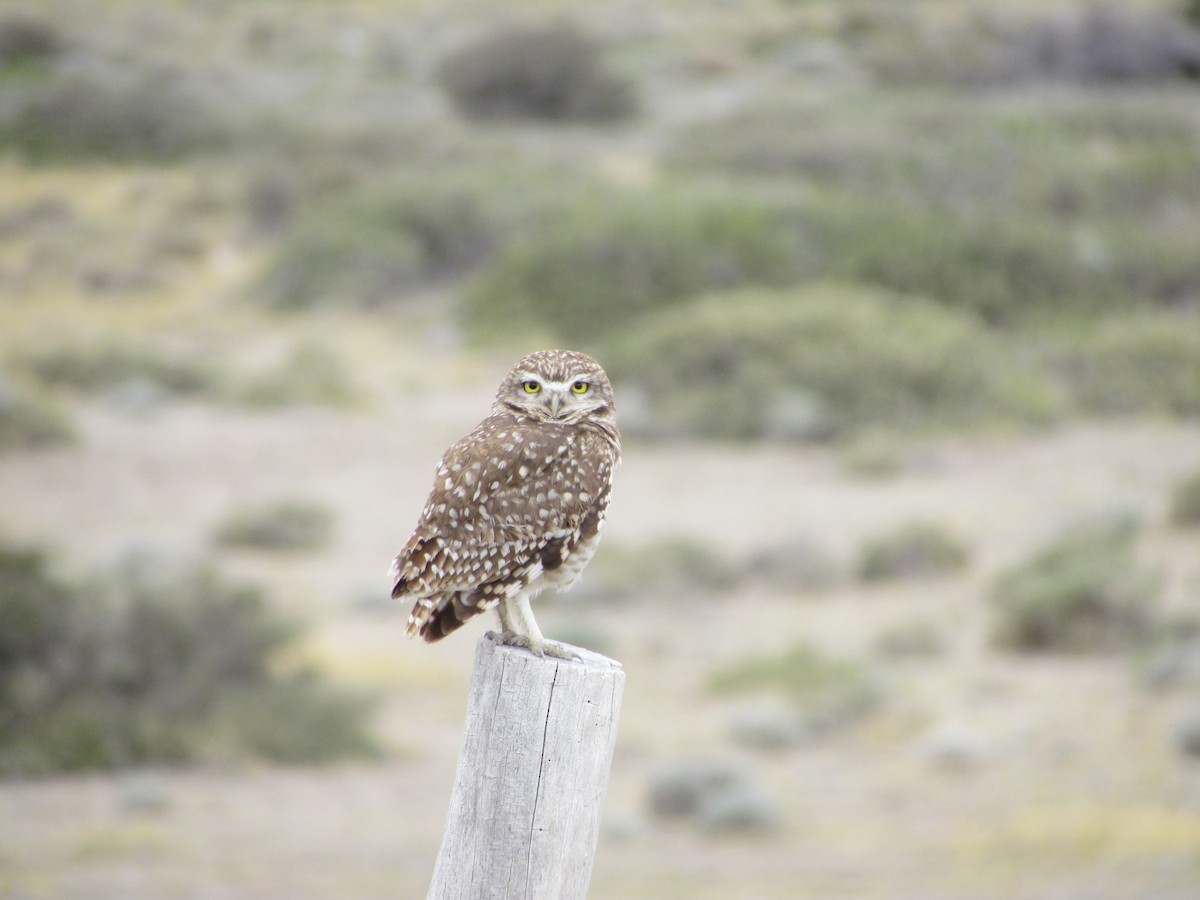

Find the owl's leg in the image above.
[{"left": 495, "top": 593, "right": 579, "bottom": 661}]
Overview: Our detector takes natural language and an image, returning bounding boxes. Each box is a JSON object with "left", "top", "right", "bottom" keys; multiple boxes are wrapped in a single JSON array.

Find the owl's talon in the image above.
[
  {"left": 496, "top": 631, "right": 581, "bottom": 662},
  {"left": 542, "top": 641, "right": 583, "bottom": 662},
  {"left": 540, "top": 643, "right": 585, "bottom": 662},
  {"left": 496, "top": 630, "right": 533, "bottom": 652}
]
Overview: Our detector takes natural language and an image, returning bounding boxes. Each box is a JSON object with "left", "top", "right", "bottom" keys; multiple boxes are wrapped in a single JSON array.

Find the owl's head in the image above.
[{"left": 496, "top": 349, "right": 616, "bottom": 425}]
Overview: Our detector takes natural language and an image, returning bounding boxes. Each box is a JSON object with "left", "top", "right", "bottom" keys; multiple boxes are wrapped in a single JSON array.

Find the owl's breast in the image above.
[
  {"left": 538, "top": 522, "right": 604, "bottom": 592},
  {"left": 537, "top": 474, "right": 612, "bottom": 593}
]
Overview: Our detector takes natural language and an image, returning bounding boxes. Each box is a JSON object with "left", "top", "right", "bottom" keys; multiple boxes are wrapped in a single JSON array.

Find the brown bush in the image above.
[{"left": 438, "top": 21, "right": 636, "bottom": 122}]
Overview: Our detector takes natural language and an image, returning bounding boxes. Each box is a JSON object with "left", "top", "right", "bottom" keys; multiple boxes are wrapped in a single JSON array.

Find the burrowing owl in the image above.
[{"left": 389, "top": 349, "right": 620, "bottom": 660}]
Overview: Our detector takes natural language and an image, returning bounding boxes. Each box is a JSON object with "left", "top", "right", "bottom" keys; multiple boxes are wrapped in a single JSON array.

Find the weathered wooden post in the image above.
[{"left": 427, "top": 633, "right": 625, "bottom": 900}]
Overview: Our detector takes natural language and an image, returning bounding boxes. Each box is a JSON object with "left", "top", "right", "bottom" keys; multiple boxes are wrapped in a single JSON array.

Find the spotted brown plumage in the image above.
[{"left": 389, "top": 349, "right": 620, "bottom": 659}]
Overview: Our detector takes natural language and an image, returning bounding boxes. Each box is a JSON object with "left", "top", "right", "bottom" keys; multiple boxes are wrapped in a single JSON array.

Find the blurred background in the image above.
[{"left": 1, "top": 0, "right": 1200, "bottom": 896}]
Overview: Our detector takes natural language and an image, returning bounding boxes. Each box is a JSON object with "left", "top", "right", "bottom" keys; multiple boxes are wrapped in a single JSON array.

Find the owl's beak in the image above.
[{"left": 547, "top": 390, "right": 564, "bottom": 418}]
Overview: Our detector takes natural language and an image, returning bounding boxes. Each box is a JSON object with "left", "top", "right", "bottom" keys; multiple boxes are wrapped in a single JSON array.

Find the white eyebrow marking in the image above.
[{"left": 517, "top": 371, "right": 592, "bottom": 392}]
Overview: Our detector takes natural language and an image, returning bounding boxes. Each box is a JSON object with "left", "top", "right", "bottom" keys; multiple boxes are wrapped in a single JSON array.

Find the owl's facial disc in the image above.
[{"left": 516, "top": 372, "right": 597, "bottom": 421}]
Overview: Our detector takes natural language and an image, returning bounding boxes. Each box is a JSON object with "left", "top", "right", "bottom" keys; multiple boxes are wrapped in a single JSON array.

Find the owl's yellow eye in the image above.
[
  {"left": 571, "top": 381, "right": 589, "bottom": 394},
  {"left": 522, "top": 380, "right": 541, "bottom": 394}
]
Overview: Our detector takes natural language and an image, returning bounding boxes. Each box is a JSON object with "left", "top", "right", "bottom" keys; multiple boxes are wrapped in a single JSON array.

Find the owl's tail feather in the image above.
[
  {"left": 409, "top": 592, "right": 480, "bottom": 643},
  {"left": 403, "top": 597, "right": 429, "bottom": 637}
]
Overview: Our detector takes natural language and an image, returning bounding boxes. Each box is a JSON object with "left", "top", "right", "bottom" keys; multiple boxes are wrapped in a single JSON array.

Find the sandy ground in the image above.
[{"left": 2, "top": 389, "right": 1200, "bottom": 899}]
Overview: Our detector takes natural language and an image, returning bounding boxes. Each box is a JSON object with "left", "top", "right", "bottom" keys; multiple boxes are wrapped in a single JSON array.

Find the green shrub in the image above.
[
  {"left": 0, "top": 14, "right": 63, "bottom": 69},
  {"left": 0, "top": 544, "right": 77, "bottom": 676},
  {"left": 259, "top": 201, "right": 463, "bottom": 312},
  {"left": 17, "top": 342, "right": 361, "bottom": 410},
  {"left": 254, "top": 201, "right": 424, "bottom": 312},
  {"left": 1175, "top": 708, "right": 1200, "bottom": 758},
  {"left": 1105, "top": 231, "right": 1200, "bottom": 319},
  {"left": 646, "top": 758, "right": 779, "bottom": 833},
  {"left": 0, "top": 379, "right": 75, "bottom": 451},
  {"left": 16, "top": 343, "right": 214, "bottom": 397},
  {"left": 1188, "top": 0, "right": 1200, "bottom": 28},
  {"left": 856, "top": 520, "right": 970, "bottom": 582},
  {"left": 1135, "top": 615, "right": 1200, "bottom": 690},
  {"left": 1013, "top": 6, "right": 1200, "bottom": 84},
  {"left": 608, "top": 285, "right": 1060, "bottom": 442},
  {"left": 0, "top": 72, "right": 233, "bottom": 162},
  {"left": 845, "top": 5, "right": 1200, "bottom": 86},
  {"left": 209, "top": 677, "right": 378, "bottom": 765},
  {"left": 214, "top": 499, "right": 335, "bottom": 552},
  {"left": 243, "top": 170, "right": 300, "bottom": 238},
  {"left": 0, "top": 547, "right": 377, "bottom": 776},
  {"left": 438, "top": 21, "right": 636, "bottom": 122},
  {"left": 846, "top": 15, "right": 1007, "bottom": 87},
  {"left": 710, "top": 641, "right": 865, "bottom": 700},
  {"left": 1047, "top": 313, "right": 1200, "bottom": 417},
  {"left": 989, "top": 517, "right": 1162, "bottom": 654},
  {"left": 667, "top": 97, "right": 1200, "bottom": 323},
  {"left": 1027, "top": 104, "right": 1200, "bottom": 218},
  {"left": 709, "top": 641, "right": 880, "bottom": 727},
  {"left": 466, "top": 190, "right": 806, "bottom": 344},
  {"left": 254, "top": 172, "right": 525, "bottom": 311},
  {"left": 1169, "top": 470, "right": 1200, "bottom": 527},
  {"left": 670, "top": 95, "right": 1200, "bottom": 222},
  {"left": 668, "top": 99, "right": 879, "bottom": 182},
  {"left": 810, "top": 198, "right": 1118, "bottom": 326}
]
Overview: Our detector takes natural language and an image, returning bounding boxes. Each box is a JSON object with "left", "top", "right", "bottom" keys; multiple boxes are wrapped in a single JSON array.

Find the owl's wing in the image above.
[{"left": 389, "top": 417, "right": 599, "bottom": 601}]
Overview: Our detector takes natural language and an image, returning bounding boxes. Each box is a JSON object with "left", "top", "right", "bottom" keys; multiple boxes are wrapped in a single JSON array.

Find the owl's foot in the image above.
[
  {"left": 491, "top": 595, "right": 583, "bottom": 661},
  {"left": 490, "top": 630, "right": 582, "bottom": 662},
  {"left": 539, "top": 640, "right": 584, "bottom": 662}
]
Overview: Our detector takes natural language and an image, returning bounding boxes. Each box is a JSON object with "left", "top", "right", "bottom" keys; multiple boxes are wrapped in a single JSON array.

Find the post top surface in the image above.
[{"left": 480, "top": 633, "right": 623, "bottom": 671}]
